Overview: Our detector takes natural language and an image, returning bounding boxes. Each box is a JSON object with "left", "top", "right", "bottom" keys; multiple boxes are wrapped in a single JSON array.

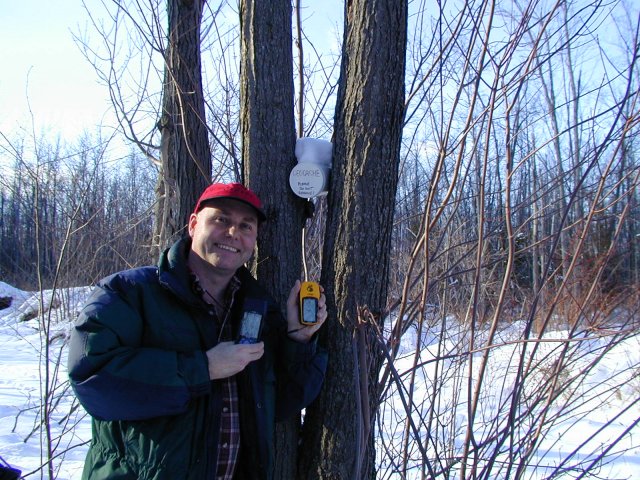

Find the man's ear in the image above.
[{"left": 187, "top": 213, "right": 198, "bottom": 237}]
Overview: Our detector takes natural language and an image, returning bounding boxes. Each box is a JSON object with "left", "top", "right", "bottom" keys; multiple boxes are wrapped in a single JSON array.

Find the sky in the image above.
[
  {"left": 0, "top": 0, "right": 343, "bottom": 149},
  {"left": 0, "top": 1, "right": 112, "bottom": 142}
]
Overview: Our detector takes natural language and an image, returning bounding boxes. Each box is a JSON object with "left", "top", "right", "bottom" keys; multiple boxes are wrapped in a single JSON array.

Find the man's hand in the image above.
[
  {"left": 206, "top": 341, "right": 264, "bottom": 380},
  {"left": 286, "top": 280, "right": 327, "bottom": 343}
]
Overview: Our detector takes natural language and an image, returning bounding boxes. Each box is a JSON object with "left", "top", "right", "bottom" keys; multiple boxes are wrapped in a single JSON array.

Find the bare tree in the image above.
[
  {"left": 154, "top": 0, "right": 212, "bottom": 249},
  {"left": 298, "top": 0, "right": 408, "bottom": 478},
  {"left": 77, "top": 0, "right": 216, "bottom": 251},
  {"left": 238, "top": 0, "right": 310, "bottom": 476}
]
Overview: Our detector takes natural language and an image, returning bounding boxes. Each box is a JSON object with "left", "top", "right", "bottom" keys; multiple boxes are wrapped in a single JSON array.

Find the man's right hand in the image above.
[{"left": 206, "top": 341, "right": 264, "bottom": 379}]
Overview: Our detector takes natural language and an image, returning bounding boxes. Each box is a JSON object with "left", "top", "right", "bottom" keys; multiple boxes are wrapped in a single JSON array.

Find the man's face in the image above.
[{"left": 188, "top": 198, "right": 259, "bottom": 277}]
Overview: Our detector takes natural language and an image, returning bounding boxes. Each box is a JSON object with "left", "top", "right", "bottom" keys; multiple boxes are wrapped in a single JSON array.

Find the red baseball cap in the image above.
[{"left": 193, "top": 183, "right": 266, "bottom": 222}]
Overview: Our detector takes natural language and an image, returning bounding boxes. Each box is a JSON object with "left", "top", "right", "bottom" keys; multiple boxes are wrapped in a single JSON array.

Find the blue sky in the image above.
[
  {"left": 0, "top": 1, "right": 342, "bottom": 146},
  {"left": 0, "top": 1, "right": 111, "bottom": 141}
]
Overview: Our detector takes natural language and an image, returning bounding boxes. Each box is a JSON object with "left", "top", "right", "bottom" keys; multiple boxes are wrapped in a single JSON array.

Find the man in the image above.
[{"left": 68, "top": 182, "right": 328, "bottom": 479}]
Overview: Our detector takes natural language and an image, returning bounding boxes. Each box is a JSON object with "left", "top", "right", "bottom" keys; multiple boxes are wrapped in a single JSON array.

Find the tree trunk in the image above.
[
  {"left": 239, "top": 0, "right": 305, "bottom": 477},
  {"left": 154, "top": 0, "right": 211, "bottom": 252},
  {"left": 299, "top": 0, "right": 408, "bottom": 478}
]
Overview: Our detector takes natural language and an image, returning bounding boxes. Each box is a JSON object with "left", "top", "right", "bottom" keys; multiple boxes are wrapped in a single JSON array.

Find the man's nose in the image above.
[{"left": 226, "top": 224, "right": 239, "bottom": 238}]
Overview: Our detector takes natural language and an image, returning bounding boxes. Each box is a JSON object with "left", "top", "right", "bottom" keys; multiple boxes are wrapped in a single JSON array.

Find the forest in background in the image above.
[
  {"left": 1, "top": 0, "right": 640, "bottom": 478},
  {"left": 0, "top": 143, "right": 156, "bottom": 290}
]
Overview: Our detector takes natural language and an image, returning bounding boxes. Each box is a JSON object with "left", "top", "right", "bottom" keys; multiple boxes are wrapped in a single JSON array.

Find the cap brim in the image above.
[{"left": 200, "top": 196, "right": 266, "bottom": 222}]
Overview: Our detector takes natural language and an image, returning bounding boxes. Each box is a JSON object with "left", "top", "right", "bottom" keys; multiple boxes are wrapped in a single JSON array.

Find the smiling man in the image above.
[{"left": 68, "top": 183, "right": 328, "bottom": 480}]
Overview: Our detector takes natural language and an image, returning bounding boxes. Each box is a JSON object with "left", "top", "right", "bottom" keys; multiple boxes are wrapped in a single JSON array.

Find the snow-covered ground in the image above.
[
  {"left": 0, "top": 282, "right": 92, "bottom": 479},
  {"left": 1, "top": 281, "right": 638, "bottom": 479},
  {"left": 379, "top": 315, "right": 640, "bottom": 479}
]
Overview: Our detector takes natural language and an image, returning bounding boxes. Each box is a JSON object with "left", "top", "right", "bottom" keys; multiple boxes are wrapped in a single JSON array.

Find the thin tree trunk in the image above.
[
  {"left": 154, "top": 0, "right": 211, "bottom": 252},
  {"left": 239, "top": 0, "right": 305, "bottom": 477}
]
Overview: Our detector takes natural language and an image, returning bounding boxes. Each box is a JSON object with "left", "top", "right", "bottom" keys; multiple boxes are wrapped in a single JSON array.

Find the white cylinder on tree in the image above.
[{"left": 289, "top": 137, "right": 332, "bottom": 198}]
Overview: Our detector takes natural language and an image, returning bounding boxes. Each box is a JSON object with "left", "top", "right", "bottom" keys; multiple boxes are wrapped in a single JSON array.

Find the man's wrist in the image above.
[{"left": 287, "top": 327, "right": 314, "bottom": 343}]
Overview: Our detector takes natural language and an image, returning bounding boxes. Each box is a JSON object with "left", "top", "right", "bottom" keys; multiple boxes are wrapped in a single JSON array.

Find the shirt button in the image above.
[
  {"left": 222, "top": 407, "right": 229, "bottom": 413},
  {"left": 256, "top": 402, "right": 262, "bottom": 409},
  {"left": 208, "top": 310, "right": 214, "bottom": 316},
  {"left": 222, "top": 443, "right": 228, "bottom": 449}
]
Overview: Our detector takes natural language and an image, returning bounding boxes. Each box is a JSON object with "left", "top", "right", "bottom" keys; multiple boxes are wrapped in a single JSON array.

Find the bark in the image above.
[
  {"left": 154, "top": 0, "right": 211, "bottom": 252},
  {"left": 239, "top": 0, "right": 305, "bottom": 477},
  {"left": 299, "top": 0, "right": 408, "bottom": 478}
]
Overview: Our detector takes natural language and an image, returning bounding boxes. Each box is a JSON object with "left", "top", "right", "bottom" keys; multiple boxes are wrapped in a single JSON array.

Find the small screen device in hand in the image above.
[
  {"left": 299, "top": 281, "right": 321, "bottom": 325},
  {"left": 236, "top": 299, "right": 267, "bottom": 344}
]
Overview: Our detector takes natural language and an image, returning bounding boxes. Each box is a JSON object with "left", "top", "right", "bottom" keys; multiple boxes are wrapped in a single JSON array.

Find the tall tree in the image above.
[
  {"left": 299, "top": 0, "right": 408, "bottom": 478},
  {"left": 239, "top": 0, "right": 306, "bottom": 477},
  {"left": 155, "top": 0, "right": 212, "bottom": 250}
]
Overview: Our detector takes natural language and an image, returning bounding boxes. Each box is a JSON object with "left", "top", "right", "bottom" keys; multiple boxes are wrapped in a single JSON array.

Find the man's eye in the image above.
[
  {"left": 240, "top": 223, "right": 254, "bottom": 232},
  {"left": 215, "top": 216, "right": 230, "bottom": 225}
]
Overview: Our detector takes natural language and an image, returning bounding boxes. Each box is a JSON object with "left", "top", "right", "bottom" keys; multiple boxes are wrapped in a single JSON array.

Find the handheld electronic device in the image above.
[
  {"left": 236, "top": 298, "right": 267, "bottom": 344},
  {"left": 299, "top": 281, "right": 321, "bottom": 325}
]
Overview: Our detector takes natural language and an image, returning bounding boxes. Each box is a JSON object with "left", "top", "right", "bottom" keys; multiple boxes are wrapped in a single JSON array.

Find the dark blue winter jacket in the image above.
[{"left": 68, "top": 237, "right": 327, "bottom": 479}]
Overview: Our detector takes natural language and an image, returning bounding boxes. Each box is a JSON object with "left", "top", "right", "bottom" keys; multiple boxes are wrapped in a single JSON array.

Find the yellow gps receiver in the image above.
[{"left": 299, "top": 281, "right": 321, "bottom": 325}]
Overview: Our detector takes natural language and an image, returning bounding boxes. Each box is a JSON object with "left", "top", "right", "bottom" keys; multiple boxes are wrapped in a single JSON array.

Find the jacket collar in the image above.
[{"left": 157, "top": 237, "right": 201, "bottom": 306}]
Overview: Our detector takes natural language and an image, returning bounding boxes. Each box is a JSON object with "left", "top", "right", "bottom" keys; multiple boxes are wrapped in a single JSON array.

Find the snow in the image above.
[
  {"left": 378, "top": 315, "right": 640, "bottom": 479},
  {"left": 0, "top": 281, "right": 638, "bottom": 479},
  {"left": 0, "top": 282, "right": 91, "bottom": 479}
]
